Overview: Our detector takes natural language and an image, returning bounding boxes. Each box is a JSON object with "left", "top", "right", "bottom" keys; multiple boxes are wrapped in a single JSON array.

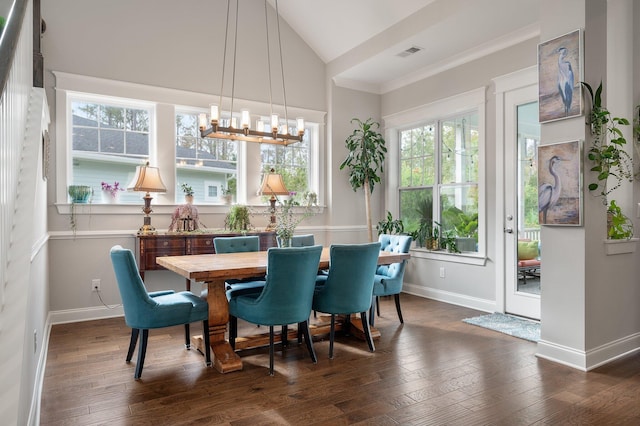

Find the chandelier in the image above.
[{"left": 199, "top": 0, "right": 304, "bottom": 146}]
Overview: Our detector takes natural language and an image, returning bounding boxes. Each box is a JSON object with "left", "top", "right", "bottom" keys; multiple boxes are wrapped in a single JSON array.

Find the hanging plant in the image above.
[
  {"left": 606, "top": 200, "right": 633, "bottom": 240},
  {"left": 581, "top": 81, "right": 634, "bottom": 205}
]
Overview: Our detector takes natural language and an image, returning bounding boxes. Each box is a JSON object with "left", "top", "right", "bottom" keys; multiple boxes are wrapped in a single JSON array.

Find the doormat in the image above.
[{"left": 462, "top": 312, "right": 540, "bottom": 342}]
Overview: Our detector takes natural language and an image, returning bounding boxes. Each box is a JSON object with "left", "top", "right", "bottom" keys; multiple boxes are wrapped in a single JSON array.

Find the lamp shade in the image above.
[
  {"left": 127, "top": 164, "right": 167, "bottom": 193},
  {"left": 259, "top": 169, "right": 289, "bottom": 196}
]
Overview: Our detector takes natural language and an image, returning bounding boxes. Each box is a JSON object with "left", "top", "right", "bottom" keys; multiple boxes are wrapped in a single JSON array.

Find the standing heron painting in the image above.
[
  {"left": 556, "top": 47, "right": 574, "bottom": 116},
  {"left": 538, "top": 155, "right": 564, "bottom": 224},
  {"left": 537, "top": 141, "right": 582, "bottom": 226},
  {"left": 538, "top": 29, "right": 582, "bottom": 123}
]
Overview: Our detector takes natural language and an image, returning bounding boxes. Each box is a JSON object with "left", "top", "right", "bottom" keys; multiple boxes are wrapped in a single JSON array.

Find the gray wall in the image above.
[
  {"left": 380, "top": 38, "right": 539, "bottom": 305},
  {"left": 39, "top": 0, "right": 640, "bottom": 372}
]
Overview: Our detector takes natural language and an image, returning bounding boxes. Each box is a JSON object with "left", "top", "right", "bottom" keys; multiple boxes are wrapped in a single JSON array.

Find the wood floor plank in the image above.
[{"left": 40, "top": 295, "right": 640, "bottom": 425}]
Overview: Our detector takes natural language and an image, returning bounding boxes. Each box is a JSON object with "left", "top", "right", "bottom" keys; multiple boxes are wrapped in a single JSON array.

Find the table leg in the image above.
[{"left": 205, "top": 279, "right": 243, "bottom": 373}]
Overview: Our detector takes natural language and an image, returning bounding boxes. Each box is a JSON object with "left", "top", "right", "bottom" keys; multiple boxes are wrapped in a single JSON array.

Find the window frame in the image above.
[
  {"left": 384, "top": 87, "right": 486, "bottom": 264},
  {"left": 53, "top": 71, "right": 325, "bottom": 217}
]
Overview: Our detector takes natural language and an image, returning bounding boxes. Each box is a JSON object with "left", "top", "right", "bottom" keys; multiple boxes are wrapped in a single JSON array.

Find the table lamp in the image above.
[
  {"left": 128, "top": 162, "right": 167, "bottom": 234},
  {"left": 259, "top": 168, "right": 289, "bottom": 230}
]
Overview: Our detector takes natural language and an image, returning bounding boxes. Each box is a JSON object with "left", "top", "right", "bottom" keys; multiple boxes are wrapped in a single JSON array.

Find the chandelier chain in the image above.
[
  {"left": 274, "top": 0, "right": 288, "bottom": 125},
  {"left": 219, "top": 0, "right": 232, "bottom": 117},
  {"left": 264, "top": 0, "right": 273, "bottom": 117}
]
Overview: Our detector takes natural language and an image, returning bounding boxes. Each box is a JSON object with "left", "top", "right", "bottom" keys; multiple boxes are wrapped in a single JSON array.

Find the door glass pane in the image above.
[{"left": 517, "top": 102, "right": 541, "bottom": 295}]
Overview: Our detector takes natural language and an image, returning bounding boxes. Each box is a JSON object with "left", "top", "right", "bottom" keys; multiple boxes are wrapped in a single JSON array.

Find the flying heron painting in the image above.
[
  {"left": 538, "top": 155, "right": 564, "bottom": 224},
  {"left": 557, "top": 47, "right": 574, "bottom": 116}
]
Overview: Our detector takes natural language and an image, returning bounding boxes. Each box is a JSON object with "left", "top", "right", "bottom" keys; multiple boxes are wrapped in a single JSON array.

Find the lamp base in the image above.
[
  {"left": 137, "top": 224, "right": 157, "bottom": 235},
  {"left": 265, "top": 197, "right": 277, "bottom": 231},
  {"left": 137, "top": 215, "right": 157, "bottom": 235}
]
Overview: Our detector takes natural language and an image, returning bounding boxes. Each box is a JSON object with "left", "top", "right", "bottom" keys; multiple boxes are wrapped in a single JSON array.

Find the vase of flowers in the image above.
[
  {"left": 101, "top": 181, "right": 123, "bottom": 203},
  {"left": 274, "top": 192, "right": 317, "bottom": 247}
]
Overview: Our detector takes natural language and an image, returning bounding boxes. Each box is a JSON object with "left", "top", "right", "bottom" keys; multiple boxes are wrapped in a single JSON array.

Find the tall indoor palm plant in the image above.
[{"left": 340, "top": 118, "right": 387, "bottom": 242}]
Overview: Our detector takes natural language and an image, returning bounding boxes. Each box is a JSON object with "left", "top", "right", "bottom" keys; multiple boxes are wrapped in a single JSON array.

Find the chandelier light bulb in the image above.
[
  {"left": 210, "top": 105, "right": 219, "bottom": 123},
  {"left": 241, "top": 109, "right": 250, "bottom": 129}
]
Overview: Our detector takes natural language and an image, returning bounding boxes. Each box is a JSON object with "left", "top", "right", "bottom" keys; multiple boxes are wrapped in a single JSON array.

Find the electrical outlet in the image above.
[
  {"left": 92, "top": 278, "right": 101, "bottom": 292},
  {"left": 439, "top": 267, "right": 445, "bottom": 278}
]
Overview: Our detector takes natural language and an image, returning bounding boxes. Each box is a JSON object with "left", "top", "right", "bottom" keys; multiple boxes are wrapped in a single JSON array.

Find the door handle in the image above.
[{"left": 504, "top": 227, "right": 513, "bottom": 234}]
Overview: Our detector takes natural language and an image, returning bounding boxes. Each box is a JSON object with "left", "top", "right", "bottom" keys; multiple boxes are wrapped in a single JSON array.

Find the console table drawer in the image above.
[{"left": 188, "top": 236, "right": 215, "bottom": 254}]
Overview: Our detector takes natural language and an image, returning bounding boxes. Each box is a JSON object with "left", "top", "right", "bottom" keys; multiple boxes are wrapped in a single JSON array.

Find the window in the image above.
[
  {"left": 55, "top": 72, "right": 324, "bottom": 209},
  {"left": 175, "top": 111, "right": 238, "bottom": 204},
  {"left": 260, "top": 124, "right": 310, "bottom": 194},
  {"left": 399, "top": 111, "right": 479, "bottom": 253},
  {"left": 71, "top": 99, "right": 152, "bottom": 203}
]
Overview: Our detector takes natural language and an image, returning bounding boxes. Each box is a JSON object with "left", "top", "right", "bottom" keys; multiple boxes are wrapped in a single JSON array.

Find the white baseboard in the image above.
[
  {"left": 536, "top": 340, "right": 588, "bottom": 371},
  {"left": 403, "top": 282, "right": 495, "bottom": 313},
  {"left": 537, "top": 333, "right": 640, "bottom": 371},
  {"left": 49, "top": 305, "right": 124, "bottom": 325},
  {"left": 27, "top": 317, "right": 52, "bottom": 426}
]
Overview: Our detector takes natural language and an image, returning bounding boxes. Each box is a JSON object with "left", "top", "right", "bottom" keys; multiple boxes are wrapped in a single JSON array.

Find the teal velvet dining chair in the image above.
[
  {"left": 213, "top": 235, "right": 265, "bottom": 297},
  {"left": 277, "top": 233, "right": 315, "bottom": 247},
  {"left": 369, "top": 234, "right": 412, "bottom": 326},
  {"left": 226, "top": 245, "right": 322, "bottom": 376},
  {"left": 312, "top": 242, "right": 381, "bottom": 359},
  {"left": 109, "top": 245, "right": 211, "bottom": 379}
]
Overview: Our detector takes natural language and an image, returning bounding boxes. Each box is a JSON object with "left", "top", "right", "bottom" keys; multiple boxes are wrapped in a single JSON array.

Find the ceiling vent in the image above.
[{"left": 396, "top": 46, "right": 423, "bottom": 58}]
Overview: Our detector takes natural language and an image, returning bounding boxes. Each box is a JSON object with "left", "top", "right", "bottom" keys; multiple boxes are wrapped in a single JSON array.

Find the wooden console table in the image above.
[{"left": 136, "top": 231, "right": 276, "bottom": 289}]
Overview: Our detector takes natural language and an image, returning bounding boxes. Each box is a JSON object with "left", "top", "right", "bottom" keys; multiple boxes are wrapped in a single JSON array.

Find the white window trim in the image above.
[
  {"left": 53, "top": 71, "right": 326, "bottom": 215},
  {"left": 383, "top": 87, "right": 486, "bottom": 263}
]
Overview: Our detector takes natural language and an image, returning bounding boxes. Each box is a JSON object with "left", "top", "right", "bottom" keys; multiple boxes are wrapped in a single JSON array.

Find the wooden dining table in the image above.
[{"left": 157, "top": 246, "right": 410, "bottom": 373}]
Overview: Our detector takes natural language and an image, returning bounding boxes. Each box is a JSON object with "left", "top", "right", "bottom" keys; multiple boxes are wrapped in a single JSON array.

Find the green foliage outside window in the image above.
[{"left": 399, "top": 111, "right": 479, "bottom": 252}]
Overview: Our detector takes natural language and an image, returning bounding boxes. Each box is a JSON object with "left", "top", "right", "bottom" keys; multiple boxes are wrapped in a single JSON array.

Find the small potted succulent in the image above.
[{"left": 180, "top": 183, "right": 194, "bottom": 203}]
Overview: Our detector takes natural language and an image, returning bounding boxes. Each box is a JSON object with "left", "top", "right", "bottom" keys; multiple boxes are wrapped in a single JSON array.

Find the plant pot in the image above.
[
  {"left": 68, "top": 185, "right": 92, "bottom": 203},
  {"left": 101, "top": 190, "right": 119, "bottom": 204}
]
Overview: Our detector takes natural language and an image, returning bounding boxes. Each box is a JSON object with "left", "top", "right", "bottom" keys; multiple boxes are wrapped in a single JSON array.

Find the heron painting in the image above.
[
  {"left": 537, "top": 141, "right": 582, "bottom": 226},
  {"left": 538, "top": 29, "right": 582, "bottom": 123}
]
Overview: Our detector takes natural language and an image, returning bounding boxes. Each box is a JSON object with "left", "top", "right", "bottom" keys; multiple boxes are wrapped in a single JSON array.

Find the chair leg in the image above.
[
  {"left": 269, "top": 326, "right": 275, "bottom": 376},
  {"left": 299, "top": 321, "right": 317, "bottom": 364},
  {"left": 203, "top": 320, "right": 212, "bottom": 367},
  {"left": 360, "top": 312, "right": 375, "bottom": 352},
  {"left": 329, "top": 314, "right": 335, "bottom": 359},
  {"left": 369, "top": 297, "right": 376, "bottom": 327},
  {"left": 394, "top": 293, "right": 404, "bottom": 324},
  {"left": 134, "top": 329, "right": 149, "bottom": 379},
  {"left": 126, "top": 328, "right": 139, "bottom": 362},
  {"left": 184, "top": 323, "right": 191, "bottom": 349},
  {"left": 281, "top": 325, "right": 288, "bottom": 348},
  {"left": 376, "top": 296, "right": 380, "bottom": 317},
  {"left": 229, "top": 315, "right": 237, "bottom": 350}
]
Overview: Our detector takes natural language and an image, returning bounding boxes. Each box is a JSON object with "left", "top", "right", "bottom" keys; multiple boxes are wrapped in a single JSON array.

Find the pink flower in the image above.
[{"left": 101, "top": 181, "right": 124, "bottom": 198}]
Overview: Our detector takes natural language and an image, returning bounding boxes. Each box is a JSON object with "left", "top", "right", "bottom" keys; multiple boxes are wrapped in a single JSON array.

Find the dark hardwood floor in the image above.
[{"left": 41, "top": 294, "right": 640, "bottom": 425}]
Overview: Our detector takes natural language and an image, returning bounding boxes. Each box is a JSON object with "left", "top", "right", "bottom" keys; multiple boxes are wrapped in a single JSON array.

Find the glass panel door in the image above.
[{"left": 504, "top": 85, "right": 541, "bottom": 320}]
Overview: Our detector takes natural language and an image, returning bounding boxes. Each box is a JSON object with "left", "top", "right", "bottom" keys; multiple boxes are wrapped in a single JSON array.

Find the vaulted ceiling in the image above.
[{"left": 272, "top": 0, "right": 540, "bottom": 94}]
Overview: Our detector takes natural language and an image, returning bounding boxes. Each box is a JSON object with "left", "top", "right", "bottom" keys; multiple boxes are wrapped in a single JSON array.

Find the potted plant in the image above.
[
  {"left": 340, "top": 118, "right": 387, "bottom": 242},
  {"left": 101, "top": 181, "right": 123, "bottom": 203},
  {"left": 410, "top": 220, "right": 439, "bottom": 250},
  {"left": 376, "top": 211, "right": 404, "bottom": 235},
  {"left": 225, "top": 205, "right": 252, "bottom": 232},
  {"left": 221, "top": 186, "right": 233, "bottom": 204},
  {"left": 180, "top": 183, "right": 194, "bottom": 203},
  {"left": 67, "top": 185, "right": 92, "bottom": 234},
  {"left": 440, "top": 228, "right": 461, "bottom": 253},
  {"left": 68, "top": 185, "right": 92, "bottom": 203},
  {"left": 581, "top": 81, "right": 635, "bottom": 205}
]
